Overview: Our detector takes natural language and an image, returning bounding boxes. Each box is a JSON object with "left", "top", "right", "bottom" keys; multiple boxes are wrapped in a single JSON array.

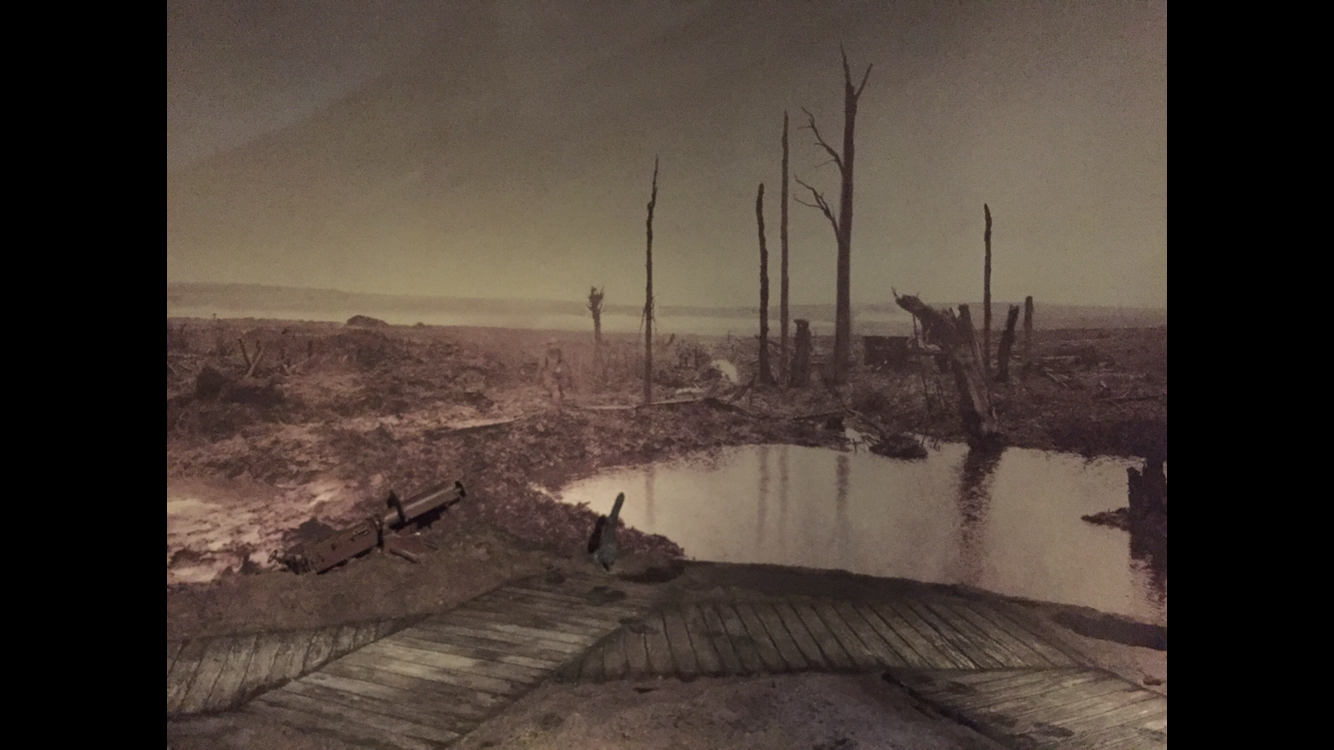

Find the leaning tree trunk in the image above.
[
  {"left": 780, "top": 112, "right": 790, "bottom": 383},
  {"left": 757, "top": 183, "right": 773, "bottom": 384},
  {"left": 995, "top": 304, "right": 1020, "bottom": 383},
  {"left": 983, "top": 204, "right": 992, "bottom": 378},
  {"left": 644, "top": 158, "right": 659, "bottom": 406},
  {"left": 895, "top": 295, "right": 1000, "bottom": 447}
]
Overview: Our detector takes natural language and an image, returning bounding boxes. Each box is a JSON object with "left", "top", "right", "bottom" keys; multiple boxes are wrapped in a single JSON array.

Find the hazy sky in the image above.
[{"left": 166, "top": 0, "right": 1167, "bottom": 309}]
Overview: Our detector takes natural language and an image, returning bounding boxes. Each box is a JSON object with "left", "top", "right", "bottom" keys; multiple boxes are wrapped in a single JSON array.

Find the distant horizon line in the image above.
[{"left": 166, "top": 281, "right": 1168, "bottom": 314}]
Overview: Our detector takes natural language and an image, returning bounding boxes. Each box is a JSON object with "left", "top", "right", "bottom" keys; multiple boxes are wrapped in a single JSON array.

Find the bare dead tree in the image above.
[
  {"left": 780, "top": 112, "right": 791, "bottom": 383},
  {"left": 996, "top": 304, "right": 1020, "bottom": 383},
  {"left": 757, "top": 183, "right": 773, "bottom": 384},
  {"left": 983, "top": 204, "right": 993, "bottom": 377},
  {"left": 643, "top": 157, "right": 659, "bottom": 405},
  {"left": 588, "top": 285, "right": 605, "bottom": 381},
  {"left": 1023, "top": 295, "right": 1034, "bottom": 378},
  {"left": 793, "top": 47, "right": 872, "bottom": 385}
]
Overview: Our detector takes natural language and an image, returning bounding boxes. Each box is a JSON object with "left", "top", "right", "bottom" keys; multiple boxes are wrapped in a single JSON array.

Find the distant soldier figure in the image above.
[{"left": 541, "top": 340, "right": 567, "bottom": 404}]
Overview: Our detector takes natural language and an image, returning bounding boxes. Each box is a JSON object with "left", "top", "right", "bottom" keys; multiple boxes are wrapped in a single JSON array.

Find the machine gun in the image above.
[{"left": 285, "top": 480, "right": 466, "bottom": 574}]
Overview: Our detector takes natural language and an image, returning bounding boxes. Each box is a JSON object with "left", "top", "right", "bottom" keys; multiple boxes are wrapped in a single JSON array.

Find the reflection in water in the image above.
[
  {"left": 560, "top": 443, "right": 1167, "bottom": 625},
  {"left": 1127, "top": 460, "right": 1168, "bottom": 610},
  {"left": 953, "top": 449, "right": 1002, "bottom": 586},
  {"left": 778, "top": 445, "right": 789, "bottom": 558}
]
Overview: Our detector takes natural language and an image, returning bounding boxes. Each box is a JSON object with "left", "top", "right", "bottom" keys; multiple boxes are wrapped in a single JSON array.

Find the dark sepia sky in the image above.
[{"left": 166, "top": 0, "right": 1167, "bottom": 310}]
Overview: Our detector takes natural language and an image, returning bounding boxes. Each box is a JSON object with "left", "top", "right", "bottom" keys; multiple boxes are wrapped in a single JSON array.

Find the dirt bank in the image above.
[{"left": 167, "top": 319, "right": 1166, "bottom": 641}]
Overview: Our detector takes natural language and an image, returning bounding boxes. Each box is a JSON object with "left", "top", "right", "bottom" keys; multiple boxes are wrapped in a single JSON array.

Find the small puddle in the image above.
[{"left": 559, "top": 443, "right": 1166, "bottom": 626}]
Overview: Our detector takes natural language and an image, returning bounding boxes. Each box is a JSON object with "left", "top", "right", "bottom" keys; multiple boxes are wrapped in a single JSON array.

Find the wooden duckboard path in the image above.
[
  {"left": 235, "top": 571, "right": 663, "bottom": 750},
  {"left": 887, "top": 668, "right": 1167, "bottom": 749},
  {"left": 167, "top": 616, "right": 415, "bottom": 718}
]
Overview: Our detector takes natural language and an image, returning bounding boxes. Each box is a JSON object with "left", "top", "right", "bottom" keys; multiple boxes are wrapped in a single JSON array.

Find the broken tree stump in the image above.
[
  {"left": 895, "top": 295, "right": 1000, "bottom": 448},
  {"left": 789, "top": 319, "right": 812, "bottom": 387},
  {"left": 995, "top": 304, "right": 1021, "bottom": 383}
]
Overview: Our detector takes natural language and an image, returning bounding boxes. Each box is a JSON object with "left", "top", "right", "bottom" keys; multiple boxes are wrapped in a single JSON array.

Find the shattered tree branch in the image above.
[
  {"left": 799, "top": 107, "right": 843, "bottom": 173},
  {"left": 793, "top": 175, "right": 839, "bottom": 240}
]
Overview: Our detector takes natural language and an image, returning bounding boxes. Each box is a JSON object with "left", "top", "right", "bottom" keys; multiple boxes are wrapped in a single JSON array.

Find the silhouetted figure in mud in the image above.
[
  {"left": 588, "top": 492, "right": 625, "bottom": 571},
  {"left": 541, "top": 340, "right": 568, "bottom": 404}
]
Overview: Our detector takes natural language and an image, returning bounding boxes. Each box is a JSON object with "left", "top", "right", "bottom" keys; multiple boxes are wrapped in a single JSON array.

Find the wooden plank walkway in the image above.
[
  {"left": 168, "top": 617, "right": 409, "bottom": 718},
  {"left": 886, "top": 668, "right": 1167, "bottom": 749},
  {"left": 170, "top": 577, "right": 1164, "bottom": 750},
  {"left": 558, "top": 594, "right": 1088, "bottom": 679},
  {"left": 233, "top": 571, "right": 663, "bottom": 749}
]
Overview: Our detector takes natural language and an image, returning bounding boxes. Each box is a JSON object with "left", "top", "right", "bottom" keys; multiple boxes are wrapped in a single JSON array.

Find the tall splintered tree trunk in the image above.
[
  {"left": 757, "top": 183, "right": 773, "bottom": 384},
  {"left": 644, "top": 157, "right": 659, "bottom": 406},
  {"left": 780, "top": 112, "right": 791, "bottom": 383},
  {"left": 996, "top": 304, "right": 1020, "bottom": 383},
  {"left": 983, "top": 204, "right": 993, "bottom": 377},
  {"left": 794, "top": 48, "right": 872, "bottom": 385},
  {"left": 1023, "top": 296, "right": 1034, "bottom": 378},
  {"left": 588, "top": 286, "right": 605, "bottom": 383}
]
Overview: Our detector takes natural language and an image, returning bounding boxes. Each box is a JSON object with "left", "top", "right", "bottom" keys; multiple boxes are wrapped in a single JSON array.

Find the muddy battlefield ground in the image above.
[{"left": 166, "top": 318, "right": 1166, "bottom": 641}]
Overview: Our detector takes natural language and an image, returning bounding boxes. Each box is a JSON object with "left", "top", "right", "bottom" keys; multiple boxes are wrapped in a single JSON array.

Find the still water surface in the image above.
[{"left": 559, "top": 443, "right": 1167, "bottom": 626}]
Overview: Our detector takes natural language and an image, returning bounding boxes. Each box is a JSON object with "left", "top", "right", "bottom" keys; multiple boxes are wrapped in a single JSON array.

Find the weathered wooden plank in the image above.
[
  {"left": 716, "top": 603, "right": 766, "bottom": 673},
  {"left": 385, "top": 634, "right": 548, "bottom": 682},
  {"left": 319, "top": 659, "right": 503, "bottom": 718},
  {"left": 337, "top": 648, "right": 523, "bottom": 697},
  {"left": 167, "top": 638, "right": 210, "bottom": 715},
  {"left": 623, "top": 627, "right": 652, "bottom": 678},
  {"left": 331, "top": 624, "right": 361, "bottom": 658},
  {"left": 792, "top": 603, "right": 855, "bottom": 670},
  {"left": 457, "top": 599, "right": 617, "bottom": 637},
  {"left": 972, "top": 672, "right": 1127, "bottom": 715},
  {"left": 844, "top": 602, "right": 923, "bottom": 668},
  {"left": 518, "top": 577, "right": 658, "bottom": 609},
  {"left": 965, "top": 595, "right": 1077, "bottom": 664},
  {"left": 813, "top": 601, "right": 881, "bottom": 670},
  {"left": 265, "top": 629, "right": 319, "bottom": 686},
  {"left": 357, "top": 641, "right": 537, "bottom": 691},
  {"left": 859, "top": 602, "right": 950, "bottom": 669},
  {"left": 986, "top": 599, "right": 1090, "bottom": 666},
  {"left": 749, "top": 602, "right": 810, "bottom": 671},
  {"left": 245, "top": 700, "right": 438, "bottom": 750},
  {"left": 578, "top": 642, "right": 606, "bottom": 682},
  {"left": 921, "top": 599, "right": 1027, "bottom": 668},
  {"left": 302, "top": 626, "right": 341, "bottom": 672},
  {"left": 901, "top": 599, "right": 1004, "bottom": 669},
  {"left": 698, "top": 604, "right": 746, "bottom": 674},
  {"left": 643, "top": 611, "right": 677, "bottom": 675},
  {"left": 681, "top": 605, "right": 725, "bottom": 676},
  {"left": 410, "top": 620, "right": 583, "bottom": 659},
  {"left": 939, "top": 600, "right": 1055, "bottom": 668},
  {"left": 350, "top": 621, "right": 381, "bottom": 651},
  {"left": 732, "top": 603, "right": 789, "bottom": 673},
  {"left": 872, "top": 601, "right": 976, "bottom": 669},
  {"left": 203, "top": 633, "right": 260, "bottom": 711},
  {"left": 949, "top": 670, "right": 1104, "bottom": 711},
  {"left": 234, "top": 633, "right": 290, "bottom": 706},
  {"left": 395, "top": 627, "right": 563, "bottom": 670},
  {"left": 661, "top": 607, "right": 700, "bottom": 678},
  {"left": 772, "top": 602, "right": 828, "bottom": 668},
  {"left": 176, "top": 637, "right": 235, "bottom": 715},
  {"left": 1080, "top": 722, "right": 1168, "bottom": 750},
  {"left": 301, "top": 671, "right": 483, "bottom": 731},
  {"left": 256, "top": 688, "right": 453, "bottom": 749},
  {"left": 603, "top": 629, "right": 631, "bottom": 679},
  {"left": 474, "top": 590, "right": 630, "bottom": 627},
  {"left": 168, "top": 641, "right": 185, "bottom": 677},
  {"left": 1017, "top": 680, "right": 1157, "bottom": 726},
  {"left": 506, "top": 581, "right": 649, "bottom": 613},
  {"left": 434, "top": 611, "right": 594, "bottom": 646},
  {"left": 1050, "top": 693, "right": 1164, "bottom": 741},
  {"left": 283, "top": 678, "right": 466, "bottom": 745}
]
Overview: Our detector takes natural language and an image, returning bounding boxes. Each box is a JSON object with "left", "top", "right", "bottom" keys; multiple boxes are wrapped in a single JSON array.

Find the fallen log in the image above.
[{"left": 894, "top": 293, "right": 1001, "bottom": 448}]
